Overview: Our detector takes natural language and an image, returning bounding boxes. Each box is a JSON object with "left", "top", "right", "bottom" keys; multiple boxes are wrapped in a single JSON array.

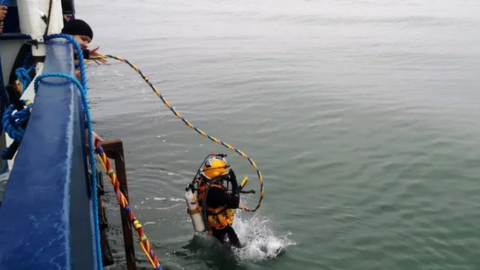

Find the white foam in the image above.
[
  {"left": 155, "top": 204, "right": 181, "bottom": 210},
  {"left": 230, "top": 213, "right": 296, "bottom": 262}
]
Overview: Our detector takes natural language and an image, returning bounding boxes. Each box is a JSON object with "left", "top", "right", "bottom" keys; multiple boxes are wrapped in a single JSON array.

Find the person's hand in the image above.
[
  {"left": 93, "top": 131, "right": 104, "bottom": 146},
  {"left": 0, "top": 6, "right": 7, "bottom": 21},
  {"left": 0, "top": 21, "right": 4, "bottom": 34},
  {"left": 89, "top": 46, "right": 107, "bottom": 65},
  {"left": 85, "top": 130, "right": 104, "bottom": 148}
]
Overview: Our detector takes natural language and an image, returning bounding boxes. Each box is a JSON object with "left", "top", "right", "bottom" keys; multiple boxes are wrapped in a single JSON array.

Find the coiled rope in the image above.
[
  {"left": 92, "top": 54, "right": 264, "bottom": 212},
  {"left": 1, "top": 99, "right": 32, "bottom": 157},
  {"left": 0, "top": 99, "right": 32, "bottom": 173},
  {"left": 95, "top": 144, "right": 162, "bottom": 270}
]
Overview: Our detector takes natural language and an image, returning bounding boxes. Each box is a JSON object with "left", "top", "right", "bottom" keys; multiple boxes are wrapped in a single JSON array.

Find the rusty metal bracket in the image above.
[{"left": 99, "top": 140, "right": 137, "bottom": 270}]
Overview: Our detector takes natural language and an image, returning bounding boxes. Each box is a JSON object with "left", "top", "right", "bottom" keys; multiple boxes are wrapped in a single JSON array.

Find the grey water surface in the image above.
[{"left": 78, "top": 0, "right": 480, "bottom": 269}]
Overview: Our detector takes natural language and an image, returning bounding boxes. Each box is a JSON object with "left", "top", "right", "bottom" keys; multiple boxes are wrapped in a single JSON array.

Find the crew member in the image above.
[
  {"left": 61, "top": 18, "right": 107, "bottom": 67},
  {"left": 61, "top": 18, "right": 104, "bottom": 144}
]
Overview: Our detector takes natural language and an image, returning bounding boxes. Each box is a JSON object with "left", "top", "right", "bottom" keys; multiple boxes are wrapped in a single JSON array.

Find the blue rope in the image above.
[
  {"left": 14, "top": 51, "right": 35, "bottom": 93},
  {"left": 45, "top": 34, "right": 88, "bottom": 93},
  {"left": 0, "top": 33, "right": 102, "bottom": 268},
  {"left": 0, "top": 0, "right": 12, "bottom": 6},
  {"left": 36, "top": 33, "right": 102, "bottom": 270},
  {"left": 0, "top": 32, "right": 101, "bottom": 267},
  {"left": 15, "top": 65, "right": 35, "bottom": 93},
  {"left": 1, "top": 49, "right": 34, "bottom": 159},
  {"left": 1, "top": 50, "right": 34, "bottom": 138},
  {"left": 2, "top": 100, "right": 32, "bottom": 142}
]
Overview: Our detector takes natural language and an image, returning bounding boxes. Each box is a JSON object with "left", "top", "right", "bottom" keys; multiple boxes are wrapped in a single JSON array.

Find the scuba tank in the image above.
[
  {"left": 185, "top": 184, "right": 205, "bottom": 233},
  {"left": 184, "top": 153, "right": 217, "bottom": 233}
]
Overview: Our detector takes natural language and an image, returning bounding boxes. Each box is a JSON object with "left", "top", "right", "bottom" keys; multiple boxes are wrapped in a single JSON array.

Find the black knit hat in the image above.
[
  {"left": 61, "top": 19, "right": 93, "bottom": 40},
  {"left": 62, "top": 0, "right": 74, "bottom": 15}
]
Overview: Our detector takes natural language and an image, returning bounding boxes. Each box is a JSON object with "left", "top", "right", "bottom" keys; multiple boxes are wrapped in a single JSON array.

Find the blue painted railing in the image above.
[{"left": 0, "top": 40, "right": 97, "bottom": 270}]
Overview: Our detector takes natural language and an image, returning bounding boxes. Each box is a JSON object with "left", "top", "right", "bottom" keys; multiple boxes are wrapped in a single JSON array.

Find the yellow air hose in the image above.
[{"left": 91, "top": 54, "right": 264, "bottom": 212}]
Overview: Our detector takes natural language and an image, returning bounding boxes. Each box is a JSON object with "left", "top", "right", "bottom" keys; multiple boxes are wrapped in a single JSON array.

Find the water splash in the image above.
[
  {"left": 179, "top": 213, "right": 296, "bottom": 270},
  {"left": 230, "top": 213, "right": 296, "bottom": 262}
]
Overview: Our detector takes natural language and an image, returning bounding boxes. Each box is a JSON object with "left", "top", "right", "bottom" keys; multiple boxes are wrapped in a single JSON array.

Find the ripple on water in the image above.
[{"left": 80, "top": 0, "right": 480, "bottom": 269}]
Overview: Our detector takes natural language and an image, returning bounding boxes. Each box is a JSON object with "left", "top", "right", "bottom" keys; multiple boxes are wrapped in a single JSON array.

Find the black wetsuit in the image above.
[{"left": 205, "top": 170, "right": 242, "bottom": 248}]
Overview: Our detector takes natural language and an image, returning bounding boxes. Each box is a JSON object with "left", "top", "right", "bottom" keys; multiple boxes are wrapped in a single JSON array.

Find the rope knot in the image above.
[{"left": 2, "top": 100, "right": 33, "bottom": 144}]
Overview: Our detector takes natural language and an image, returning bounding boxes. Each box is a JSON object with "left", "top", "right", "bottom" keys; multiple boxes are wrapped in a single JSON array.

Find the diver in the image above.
[{"left": 195, "top": 154, "right": 243, "bottom": 249}]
